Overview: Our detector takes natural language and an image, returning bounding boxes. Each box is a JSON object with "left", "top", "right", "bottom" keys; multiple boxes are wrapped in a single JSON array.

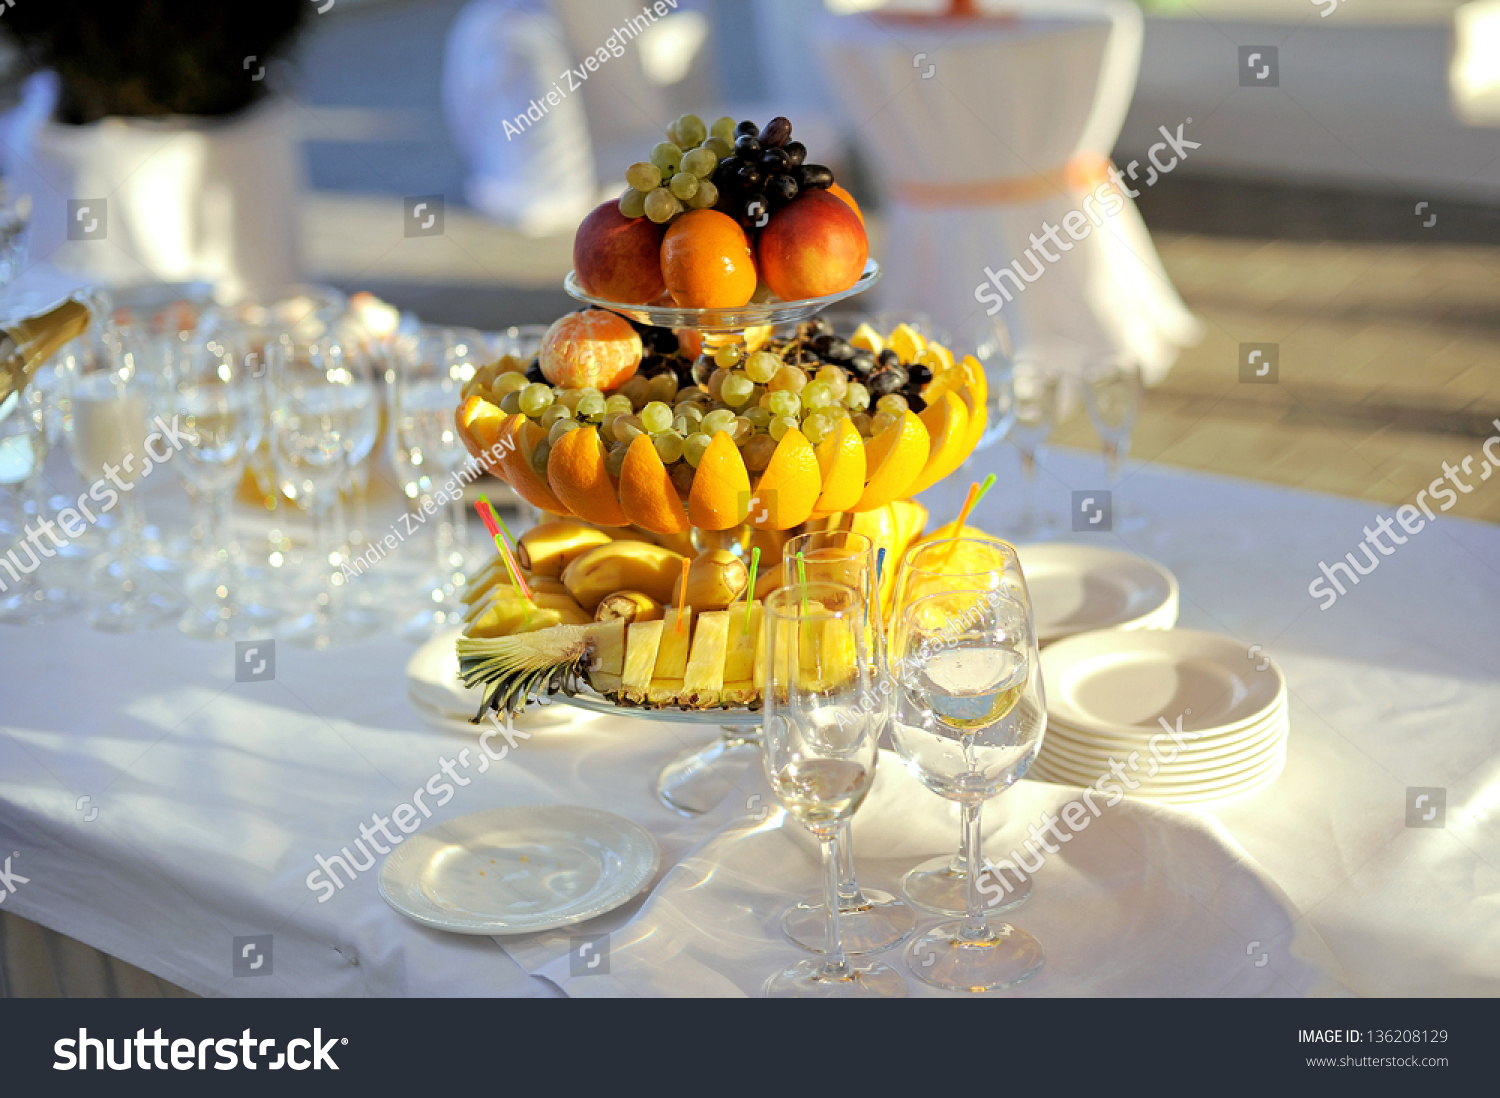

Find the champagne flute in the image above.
[
  {"left": 999, "top": 359, "right": 1061, "bottom": 540},
  {"left": 170, "top": 331, "right": 279, "bottom": 639},
  {"left": 891, "top": 585, "right": 1047, "bottom": 992},
  {"left": 776, "top": 530, "right": 913, "bottom": 955},
  {"left": 268, "top": 334, "right": 380, "bottom": 648},
  {"left": 761, "top": 582, "right": 906, "bottom": 998},
  {"left": 1082, "top": 353, "right": 1146, "bottom": 531},
  {"left": 390, "top": 326, "right": 486, "bottom": 640},
  {"left": 0, "top": 382, "right": 74, "bottom": 623},
  {"left": 891, "top": 534, "right": 1034, "bottom": 916},
  {"left": 60, "top": 322, "right": 184, "bottom": 631}
]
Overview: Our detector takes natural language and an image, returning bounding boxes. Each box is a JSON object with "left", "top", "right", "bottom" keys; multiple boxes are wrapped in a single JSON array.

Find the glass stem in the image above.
[
  {"left": 311, "top": 492, "right": 339, "bottom": 622},
  {"left": 961, "top": 801, "right": 988, "bottom": 940},
  {"left": 1020, "top": 450, "right": 1036, "bottom": 519},
  {"left": 1104, "top": 441, "right": 1120, "bottom": 488},
  {"left": 819, "top": 833, "right": 851, "bottom": 978},
  {"left": 834, "top": 819, "right": 864, "bottom": 908},
  {"left": 117, "top": 491, "right": 147, "bottom": 577},
  {"left": 9, "top": 481, "right": 36, "bottom": 601},
  {"left": 206, "top": 487, "right": 236, "bottom": 603},
  {"left": 948, "top": 815, "right": 969, "bottom": 876}
]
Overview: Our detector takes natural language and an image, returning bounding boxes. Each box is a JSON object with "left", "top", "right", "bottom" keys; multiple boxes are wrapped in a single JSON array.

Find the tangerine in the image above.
[{"left": 661, "top": 210, "right": 757, "bottom": 309}]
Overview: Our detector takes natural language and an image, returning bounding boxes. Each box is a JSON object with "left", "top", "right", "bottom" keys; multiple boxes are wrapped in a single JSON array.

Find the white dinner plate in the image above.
[
  {"left": 378, "top": 805, "right": 660, "bottom": 935},
  {"left": 1017, "top": 544, "right": 1179, "bottom": 644},
  {"left": 1043, "top": 697, "right": 1289, "bottom": 760},
  {"left": 1039, "top": 714, "right": 1288, "bottom": 779},
  {"left": 1032, "top": 741, "right": 1286, "bottom": 801},
  {"left": 1041, "top": 629, "right": 1285, "bottom": 739}
]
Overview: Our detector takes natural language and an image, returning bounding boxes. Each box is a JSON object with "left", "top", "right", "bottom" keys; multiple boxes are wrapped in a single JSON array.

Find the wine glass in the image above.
[
  {"left": 59, "top": 322, "right": 185, "bottom": 631},
  {"left": 776, "top": 530, "right": 914, "bottom": 955},
  {"left": 761, "top": 581, "right": 906, "bottom": 998},
  {"left": 999, "top": 359, "right": 1062, "bottom": 540},
  {"left": 390, "top": 326, "right": 486, "bottom": 641},
  {"left": 268, "top": 333, "right": 380, "bottom": 647},
  {"left": 0, "top": 377, "right": 80, "bottom": 623},
  {"left": 169, "top": 331, "right": 279, "bottom": 639},
  {"left": 890, "top": 534, "right": 1034, "bottom": 916},
  {"left": 890, "top": 585, "right": 1047, "bottom": 992},
  {"left": 1082, "top": 353, "right": 1146, "bottom": 531}
]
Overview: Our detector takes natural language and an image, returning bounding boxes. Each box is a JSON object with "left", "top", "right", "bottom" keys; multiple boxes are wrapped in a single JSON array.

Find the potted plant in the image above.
[{"left": 0, "top": 1, "right": 310, "bottom": 299}]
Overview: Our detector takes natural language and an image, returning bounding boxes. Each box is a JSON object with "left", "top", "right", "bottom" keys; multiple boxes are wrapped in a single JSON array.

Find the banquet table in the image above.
[{"left": 1, "top": 447, "right": 1497, "bottom": 998}]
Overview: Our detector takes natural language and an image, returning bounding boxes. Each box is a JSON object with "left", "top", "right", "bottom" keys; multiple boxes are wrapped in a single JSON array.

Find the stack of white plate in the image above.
[
  {"left": 1017, "top": 544, "right": 1179, "bottom": 645},
  {"left": 1032, "top": 629, "right": 1288, "bottom": 806}
]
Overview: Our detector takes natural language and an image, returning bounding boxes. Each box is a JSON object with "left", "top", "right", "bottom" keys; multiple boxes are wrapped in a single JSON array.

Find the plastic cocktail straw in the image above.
[
  {"left": 973, "top": 472, "right": 997, "bottom": 507},
  {"left": 943, "top": 477, "right": 990, "bottom": 564},
  {"left": 676, "top": 556, "right": 690, "bottom": 633},
  {"left": 796, "top": 551, "right": 809, "bottom": 615},
  {"left": 745, "top": 547, "right": 761, "bottom": 631},
  {"left": 875, "top": 546, "right": 887, "bottom": 587},
  {"left": 475, "top": 498, "right": 531, "bottom": 601}
]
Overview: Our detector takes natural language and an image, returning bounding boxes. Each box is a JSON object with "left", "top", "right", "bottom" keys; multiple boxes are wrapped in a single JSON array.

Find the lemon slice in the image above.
[
  {"left": 850, "top": 322, "right": 885, "bottom": 357},
  {"left": 888, "top": 322, "right": 926, "bottom": 365}
]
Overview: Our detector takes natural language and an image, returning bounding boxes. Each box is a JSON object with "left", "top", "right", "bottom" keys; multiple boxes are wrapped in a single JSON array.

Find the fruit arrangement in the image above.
[
  {"left": 571, "top": 114, "right": 868, "bottom": 308},
  {"left": 456, "top": 502, "right": 930, "bottom": 719},
  {"left": 456, "top": 315, "right": 987, "bottom": 533}
]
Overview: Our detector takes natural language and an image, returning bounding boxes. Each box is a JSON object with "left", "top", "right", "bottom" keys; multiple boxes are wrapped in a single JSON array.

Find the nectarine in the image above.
[
  {"left": 756, "top": 190, "right": 867, "bottom": 302},
  {"left": 573, "top": 200, "right": 667, "bottom": 305}
]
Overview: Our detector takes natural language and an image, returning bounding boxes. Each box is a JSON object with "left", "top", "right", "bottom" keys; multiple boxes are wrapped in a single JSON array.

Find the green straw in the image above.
[
  {"left": 796, "top": 551, "right": 809, "bottom": 614},
  {"left": 745, "top": 547, "right": 761, "bottom": 632},
  {"left": 973, "top": 472, "right": 997, "bottom": 507}
]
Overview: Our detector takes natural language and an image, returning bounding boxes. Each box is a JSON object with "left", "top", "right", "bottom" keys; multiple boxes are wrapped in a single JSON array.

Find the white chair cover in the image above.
[{"left": 815, "top": 0, "right": 1201, "bottom": 381}]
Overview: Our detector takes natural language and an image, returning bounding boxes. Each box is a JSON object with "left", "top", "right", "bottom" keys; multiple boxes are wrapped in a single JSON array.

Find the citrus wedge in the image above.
[
  {"left": 496, "top": 417, "right": 569, "bottom": 515},
  {"left": 619, "top": 434, "right": 690, "bottom": 535},
  {"left": 811, "top": 418, "right": 867, "bottom": 516},
  {"left": 904, "top": 391, "right": 972, "bottom": 496},
  {"left": 456, "top": 394, "right": 510, "bottom": 467},
  {"left": 959, "top": 353, "right": 988, "bottom": 411},
  {"left": 853, "top": 411, "right": 929, "bottom": 511},
  {"left": 688, "top": 431, "right": 751, "bottom": 530},
  {"left": 888, "top": 322, "right": 926, "bottom": 365},
  {"left": 750, "top": 427, "right": 820, "bottom": 530},
  {"left": 547, "top": 426, "right": 630, "bottom": 527},
  {"left": 849, "top": 322, "right": 884, "bottom": 357}
]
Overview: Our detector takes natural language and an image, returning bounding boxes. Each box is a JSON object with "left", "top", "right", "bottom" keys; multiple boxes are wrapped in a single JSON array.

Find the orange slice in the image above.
[
  {"left": 959, "top": 353, "right": 988, "bottom": 411},
  {"left": 619, "top": 434, "right": 690, "bottom": 535},
  {"left": 750, "top": 427, "right": 820, "bottom": 530},
  {"left": 496, "top": 417, "right": 570, "bottom": 515},
  {"left": 810, "top": 418, "right": 866, "bottom": 516},
  {"left": 547, "top": 426, "right": 630, "bottom": 527},
  {"left": 688, "top": 431, "right": 751, "bottom": 530},
  {"left": 853, "top": 411, "right": 929, "bottom": 511},
  {"left": 904, "top": 391, "right": 972, "bottom": 497},
  {"left": 456, "top": 394, "right": 510, "bottom": 467}
]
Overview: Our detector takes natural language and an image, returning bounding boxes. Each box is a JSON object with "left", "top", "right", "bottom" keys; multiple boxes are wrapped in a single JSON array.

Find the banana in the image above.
[
  {"left": 516, "top": 521, "right": 616, "bottom": 578},
  {"left": 682, "top": 549, "right": 749, "bottom": 611},
  {"left": 561, "top": 540, "right": 686, "bottom": 612},
  {"left": 594, "top": 590, "right": 666, "bottom": 624},
  {"left": 463, "top": 573, "right": 566, "bottom": 610},
  {"left": 464, "top": 590, "right": 589, "bottom": 631}
]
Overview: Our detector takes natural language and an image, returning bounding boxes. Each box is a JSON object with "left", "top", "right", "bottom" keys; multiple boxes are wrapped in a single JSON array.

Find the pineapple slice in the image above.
[
  {"left": 585, "top": 619, "right": 627, "bottom": 698},
  {"left": 466, "top": 597, "right": 566, "bottom": 638},
  {"left": 723, "top": 602, "right": 762, "bottom": 707},
  {"left": 681, "top": 610, "right": 731, "bottom": 708},
  {"left": 621, "top": 620, "right": 665, "bottom": 705},
  {"left": 647, "top": 606, "right": 694, "bottom": 706},
  {"left": 465, "top": 588, "right": 587, "bottom": 627}
]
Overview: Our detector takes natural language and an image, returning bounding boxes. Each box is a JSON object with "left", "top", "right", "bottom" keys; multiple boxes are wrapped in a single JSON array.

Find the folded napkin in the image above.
[{"left": 515, "top": 754, "right": 1347, "bottom": 997}]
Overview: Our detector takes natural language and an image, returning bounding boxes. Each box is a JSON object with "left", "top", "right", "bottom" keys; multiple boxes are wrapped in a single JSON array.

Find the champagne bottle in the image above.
[{"left": 0, "top": 297, "right": 93, "bottom": 421}]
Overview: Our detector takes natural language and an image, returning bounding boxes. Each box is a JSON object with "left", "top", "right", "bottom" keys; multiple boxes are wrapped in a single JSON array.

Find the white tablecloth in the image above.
[{"left": 1, "top": 448, "right": 1497, "bottom": 996}]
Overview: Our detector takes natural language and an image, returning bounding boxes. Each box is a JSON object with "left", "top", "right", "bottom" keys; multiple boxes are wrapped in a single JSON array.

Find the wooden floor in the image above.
[{"left": 1049, "top": 234, "right": 1500, "bottom": 523}]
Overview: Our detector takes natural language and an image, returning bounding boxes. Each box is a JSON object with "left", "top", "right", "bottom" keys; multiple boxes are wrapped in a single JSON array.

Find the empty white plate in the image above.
[
  {"left": 1018, "top": 544, "right": 1178, "bottom": 644},
  {"left": 406, "top": 628, "right": 594, "bottom": 732},
  {"left": 378, "top": 805, "right": 660, "bottom": 935},
  {"left": 1041, "top": 629, "right": 1284, "bottom": 740}
]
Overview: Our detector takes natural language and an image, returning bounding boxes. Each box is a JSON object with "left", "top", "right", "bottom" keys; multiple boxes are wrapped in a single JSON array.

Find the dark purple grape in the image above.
[
  {"left": 822, "top": 337, "right": 855, "bottom": 363},
  {"left": 525, "top": 358, "right": 544, "bottom": 382},
  {"left": 735, "top": 120, "right": 759, "bottom": 138},
  {"left": 810, "top": 334, "right": 834, "bottom": 354},
  {"left": 783, "top": 141, "right": 807, "bottom": 168},
  {"left": 905, "top": 390, "right": 928, "bottom": 414},
  {"left": 759, "top": 147, "right": 791, "bottom": 173},
  {"left": 868, "top": 366, "right": 908, "bottom": 397},
  {"left": 733, "top": 134, "right": 761, "bottom": 159},
  {"left": 734, "top": 162, "right": 764, "bottom": 190},
  {"left": 848, "top": 350, "right": 876, "bottom": 377},
  {"left": 765, "top": 173, "right": 799, "bottom": 206},
  {"left": 877, "top": 348, "right": 901, "bottom": 370},
  {"left": 907, "top": 362, "right": 934, "bottom": 386},
  {"left": 803, "top": 317, "right": 833, "bottom": 339},
  {"left": 797, "top": 164, "right": 834, "bottom": 190},
  {"left": 758, "top": 116, "right": 792, "bottom": 148},
  {"left": 713, "top": 155, "right": 740, "bottom": 184}
]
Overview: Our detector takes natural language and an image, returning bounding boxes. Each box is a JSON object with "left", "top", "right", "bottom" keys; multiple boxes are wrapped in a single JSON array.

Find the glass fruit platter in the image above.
[{"left": 563, "top": 259, "right": 881, "bottom": 335}]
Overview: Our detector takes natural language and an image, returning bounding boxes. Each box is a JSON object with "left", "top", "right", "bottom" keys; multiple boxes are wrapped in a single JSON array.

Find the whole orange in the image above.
[
  {"left": 828, "top": 182, "right": 865, "bottom": 227},
  {"left": 660, "top": 210, "right": 757, "bottom": 309}
]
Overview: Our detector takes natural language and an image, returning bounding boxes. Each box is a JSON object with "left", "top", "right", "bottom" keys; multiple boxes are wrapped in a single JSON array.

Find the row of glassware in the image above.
[{"left": 0, "top": 283, "right": 539, "bottom": 644}]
